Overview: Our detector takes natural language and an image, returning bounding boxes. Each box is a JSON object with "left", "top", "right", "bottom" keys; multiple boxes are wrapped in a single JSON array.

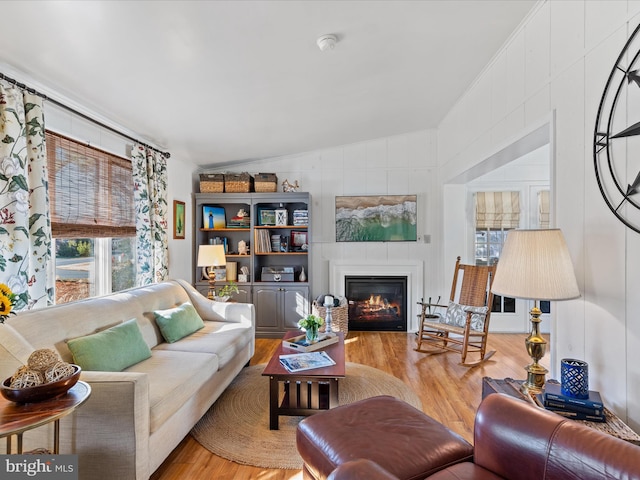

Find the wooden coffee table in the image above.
[{"left": 262, "top": 330, "right": 345, "bottom": 430}]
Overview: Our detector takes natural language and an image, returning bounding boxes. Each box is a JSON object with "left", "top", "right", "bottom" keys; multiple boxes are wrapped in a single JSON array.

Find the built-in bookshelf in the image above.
[{"left": 193, "top": 192, "right": 311, "bottom": 337}]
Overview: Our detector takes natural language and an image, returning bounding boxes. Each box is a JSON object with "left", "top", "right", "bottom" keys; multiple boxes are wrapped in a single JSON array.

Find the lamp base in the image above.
[
  {"left": 520, "top": 305, "right": 548, "bottom": 395},
  {"left": 520, "top": 363, "right": 548, "bottom": 395},
  {"left": 206, "top": 269, "right": 217, "bottom": 300}
]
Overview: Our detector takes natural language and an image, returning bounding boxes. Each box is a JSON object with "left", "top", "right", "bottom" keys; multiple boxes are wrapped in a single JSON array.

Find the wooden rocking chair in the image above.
[{"left": 416, "top": 256, "right": 496, "bottom": 366}]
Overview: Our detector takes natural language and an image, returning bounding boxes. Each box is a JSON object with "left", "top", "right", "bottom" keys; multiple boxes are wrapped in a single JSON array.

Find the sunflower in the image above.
[
  {"left": 0, "top": 283, "right": 11, "bottom": 297},
  {"left": 0, "top": 293, "right": 11, "bottom": 315},
  {"left": 0, "top": 283, "right": 16, "bottom": 323}
]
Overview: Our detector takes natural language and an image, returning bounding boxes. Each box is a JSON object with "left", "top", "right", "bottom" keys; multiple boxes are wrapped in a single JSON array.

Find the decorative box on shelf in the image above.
[
  {"left": 261, "top": 266, "right": 294, "bottom": 282},
  {"left": 282, "top": 333, "right": 339, "bottom": 352}
]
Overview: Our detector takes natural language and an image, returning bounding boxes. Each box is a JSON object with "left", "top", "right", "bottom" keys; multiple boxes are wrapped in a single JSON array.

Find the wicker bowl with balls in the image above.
[{"left": 1, "top": 349, "right": 81, "bottom": 403}]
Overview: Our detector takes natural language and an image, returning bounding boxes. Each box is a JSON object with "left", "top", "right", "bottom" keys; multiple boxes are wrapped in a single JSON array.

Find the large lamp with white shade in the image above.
[{"left": 491, "top": 229, "right": 580, "bottom": 394}]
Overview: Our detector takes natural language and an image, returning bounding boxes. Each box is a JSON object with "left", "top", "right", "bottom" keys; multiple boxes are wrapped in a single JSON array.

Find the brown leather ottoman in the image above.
[{"left": 296, "top": 395, "right": 474, "bottom": 480}]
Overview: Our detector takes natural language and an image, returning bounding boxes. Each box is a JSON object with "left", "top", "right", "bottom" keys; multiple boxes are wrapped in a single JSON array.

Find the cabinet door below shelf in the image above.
[
  {"left": 254, "top": 287, "right": 280, "bottom": 330},
  {"left": 282, "top": 286, "right": 309, "bottom": 329},
  {"left": 254, "top": 285, "right": 309, "bottom": 336}
]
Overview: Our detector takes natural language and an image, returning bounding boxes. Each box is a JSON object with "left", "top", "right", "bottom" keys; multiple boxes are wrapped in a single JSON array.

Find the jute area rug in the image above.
[{"left": 191, "top": 362, "right": 422, "bottom": 470}]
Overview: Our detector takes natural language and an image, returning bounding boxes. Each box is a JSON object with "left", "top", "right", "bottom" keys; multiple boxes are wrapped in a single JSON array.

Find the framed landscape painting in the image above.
[{"left": 335, "top": 195, "right": 417, "bottom": 242}]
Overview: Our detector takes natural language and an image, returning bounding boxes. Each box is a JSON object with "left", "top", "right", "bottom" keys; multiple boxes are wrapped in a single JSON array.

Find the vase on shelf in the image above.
[{"left": 299, "top": 266, "right": 307, "bottom": 282}]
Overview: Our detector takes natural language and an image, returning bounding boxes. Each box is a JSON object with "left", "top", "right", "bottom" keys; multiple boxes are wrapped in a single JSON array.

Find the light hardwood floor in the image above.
[{"left": 151, "top": 331, "right": 548, "bottom": 480}]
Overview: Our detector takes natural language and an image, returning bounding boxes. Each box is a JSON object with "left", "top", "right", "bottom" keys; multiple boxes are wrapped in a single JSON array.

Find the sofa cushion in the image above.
[
  {"left": 67, "top": 319, "right": 152, "bottom": 371},
  {"left": 153, "top": 302, "right": 205, "bottom": 343},
  {"left": 125, "top": 349, "right": 219, "bottom": 433},
  {"left": 152, "top": 320, "right": 252, "bottom": 369}
]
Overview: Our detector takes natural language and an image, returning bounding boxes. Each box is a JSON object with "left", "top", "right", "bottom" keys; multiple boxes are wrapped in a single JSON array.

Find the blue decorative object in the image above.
[{"left": 560, "top": 358, "right": 589, "bottom": 399}]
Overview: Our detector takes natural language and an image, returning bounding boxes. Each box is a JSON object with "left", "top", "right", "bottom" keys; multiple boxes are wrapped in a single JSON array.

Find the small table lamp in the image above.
[
  {"left": 491, "top": 229, "right": 579, "bottom": 394},
  {"left": 197, "top": 245, "right": 227, "bottom": 300}
]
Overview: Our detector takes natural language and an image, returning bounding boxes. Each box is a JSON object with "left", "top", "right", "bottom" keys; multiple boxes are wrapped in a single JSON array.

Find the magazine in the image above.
[{"left": 279, "top": 351, "right": 336, "bottom": 373}]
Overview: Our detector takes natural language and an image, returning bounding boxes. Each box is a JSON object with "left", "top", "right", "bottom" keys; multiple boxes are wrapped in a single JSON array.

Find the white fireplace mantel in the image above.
[{"left": 329, "top": 260, "right": 423, "bottom": 332}]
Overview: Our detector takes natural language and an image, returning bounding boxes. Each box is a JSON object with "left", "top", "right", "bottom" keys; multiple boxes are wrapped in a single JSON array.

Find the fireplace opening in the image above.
[{"left": 345, "top": 276, "right": 407, "bottom": 331}]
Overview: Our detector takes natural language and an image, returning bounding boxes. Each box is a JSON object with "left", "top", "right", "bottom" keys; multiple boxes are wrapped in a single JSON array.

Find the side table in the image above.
[
  {"left": 482, "top": 377, "right": 640, "bottom": 446},
  {"left": 0, "top": 380, "right": 91, "bottom": 454}
]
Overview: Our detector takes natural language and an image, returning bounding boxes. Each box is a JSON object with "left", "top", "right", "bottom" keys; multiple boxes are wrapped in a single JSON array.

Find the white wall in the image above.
[
  {"left": 437, "top": 0, "right": 640, "bottom": 429},
  {"left": 166, "top": 159, "right": 199, "bottom": 282},
  {"left": 206, "top": 130, "right": 446, "bottom": 313}
]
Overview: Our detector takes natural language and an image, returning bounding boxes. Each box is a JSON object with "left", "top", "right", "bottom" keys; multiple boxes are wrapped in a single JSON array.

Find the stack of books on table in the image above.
[{"left": 537, "top": 380, "right": 606, "bottom": 422}]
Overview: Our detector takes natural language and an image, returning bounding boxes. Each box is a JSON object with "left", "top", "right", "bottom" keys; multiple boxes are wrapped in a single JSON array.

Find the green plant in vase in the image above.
[
  {"left": 215, "top": 282, "right": 240, "bottom": 302},
  {"left": 298, "top": 314, "right": 324, "bottom": 343}
]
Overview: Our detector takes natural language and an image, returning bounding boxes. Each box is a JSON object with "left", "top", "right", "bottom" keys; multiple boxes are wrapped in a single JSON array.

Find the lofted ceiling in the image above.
[{"left": 0, "top": 0, "right": 536, "bottom": 167}]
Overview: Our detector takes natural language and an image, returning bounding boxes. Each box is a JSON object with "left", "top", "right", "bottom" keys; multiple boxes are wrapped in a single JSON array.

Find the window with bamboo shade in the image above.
[{"left": 46, "top": 131, "right": 135, "bottom": 238}]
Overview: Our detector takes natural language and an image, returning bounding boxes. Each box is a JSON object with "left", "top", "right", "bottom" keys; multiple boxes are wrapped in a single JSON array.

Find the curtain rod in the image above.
[{"left": 0, "top": 71, "right": 171, "bottom": 159}]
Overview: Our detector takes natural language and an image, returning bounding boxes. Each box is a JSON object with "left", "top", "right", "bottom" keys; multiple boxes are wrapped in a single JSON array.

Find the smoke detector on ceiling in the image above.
[{"left": 317, "top": 34, "right": 338, "bottom": 52}]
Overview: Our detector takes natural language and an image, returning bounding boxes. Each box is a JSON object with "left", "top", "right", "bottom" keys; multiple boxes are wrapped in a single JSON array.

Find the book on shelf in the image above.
[
  {"left": 255, "top": 229, "right": 272, "bottom": 253},
  {"left": 279, "top": 351, "right": 336, "bottom": 373},
  {"left": 293, "top": 209, "right": 308, "bottom": 226},
  {"left": 543, "top": 381, "right": 604, "bottom": 410},
  {"left": 282, "top": 333, "right": 339, "bottom": 352}
]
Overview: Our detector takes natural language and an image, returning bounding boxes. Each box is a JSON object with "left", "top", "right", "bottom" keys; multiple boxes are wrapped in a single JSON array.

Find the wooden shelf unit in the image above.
[{"left": 193, "top": 192, "right": 311, "bottom": 337}]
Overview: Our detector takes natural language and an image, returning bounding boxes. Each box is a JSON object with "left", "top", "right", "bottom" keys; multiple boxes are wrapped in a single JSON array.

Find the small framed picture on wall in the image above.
[{"left": 173, "top": 200, "right": 186, "bottom": 239}]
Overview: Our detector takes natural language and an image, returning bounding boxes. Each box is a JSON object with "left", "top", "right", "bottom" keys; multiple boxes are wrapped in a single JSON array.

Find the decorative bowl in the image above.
[{"left": 1, "top": 364, "right": 81, "bottom": 403}]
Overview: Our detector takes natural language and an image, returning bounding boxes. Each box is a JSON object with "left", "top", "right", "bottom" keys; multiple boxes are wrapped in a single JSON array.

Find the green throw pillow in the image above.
[
  {"left": 68, "top": 318, "right": 152, "bottom": 371},
  {"left": 154, "top": 302, "right": 205, "bottom": 343}
]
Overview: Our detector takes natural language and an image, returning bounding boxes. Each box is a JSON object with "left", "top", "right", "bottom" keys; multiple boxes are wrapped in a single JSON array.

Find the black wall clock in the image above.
[{"left": 594, "top": 23, "right": 640, "bottom": 234}]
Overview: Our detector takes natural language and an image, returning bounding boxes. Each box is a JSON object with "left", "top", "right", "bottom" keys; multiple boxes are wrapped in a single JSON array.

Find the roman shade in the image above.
[
  {"left": 475, "top": 191, "right": 520, "bottom": 229},
  {"left": 538, "top": 190, "right": 550, "bottom": 228}
]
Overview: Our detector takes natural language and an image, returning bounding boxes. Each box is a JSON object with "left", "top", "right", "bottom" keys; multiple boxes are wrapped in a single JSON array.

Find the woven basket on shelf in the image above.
[
  {"left": 254, "top": 173, "right": 277, "bottom": 192},
  {"left": 224, "top": 173, "right": 254, "bottom": 193},
  {"left": 313, "top": 299, "right": 349, "bottom": 334},
  {"left": 199, "top": 173, "right": 224, "bottom": 193}
]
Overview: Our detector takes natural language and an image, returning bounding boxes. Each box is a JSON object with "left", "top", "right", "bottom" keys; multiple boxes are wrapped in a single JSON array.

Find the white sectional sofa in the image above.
[{"left": 0, "top": 279, "right": 255, "bottom": 480}]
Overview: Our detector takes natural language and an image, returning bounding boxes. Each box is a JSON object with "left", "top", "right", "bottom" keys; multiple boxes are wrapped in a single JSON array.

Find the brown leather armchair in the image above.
[{"left": 299, "top": 393, "right": 640, "bottom": 480}]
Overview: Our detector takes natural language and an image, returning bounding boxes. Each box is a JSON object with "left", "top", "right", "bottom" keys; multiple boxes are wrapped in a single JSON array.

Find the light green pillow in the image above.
[
  {"left": 67, "top": 318, "right": 152, "bottom": 371},
  {"left": 154, "top": 302, "right": 205, "bottom": 343}
]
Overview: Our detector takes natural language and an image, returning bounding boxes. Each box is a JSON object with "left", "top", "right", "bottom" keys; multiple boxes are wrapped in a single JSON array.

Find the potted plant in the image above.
[
  {"left": 297, "top": 314, "right": 324, "bottom": 343},
  {"left": 214, "top": 282, "right": 240, "bottom": 302}
]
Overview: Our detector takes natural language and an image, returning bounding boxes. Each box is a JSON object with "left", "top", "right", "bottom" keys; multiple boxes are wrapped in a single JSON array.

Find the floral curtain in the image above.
[
  {"left": 0, "top": 84, "right": 53, "bottom": 310},
  {"left": 131, "top": 144, "right": 168, "bottom": 285}
]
